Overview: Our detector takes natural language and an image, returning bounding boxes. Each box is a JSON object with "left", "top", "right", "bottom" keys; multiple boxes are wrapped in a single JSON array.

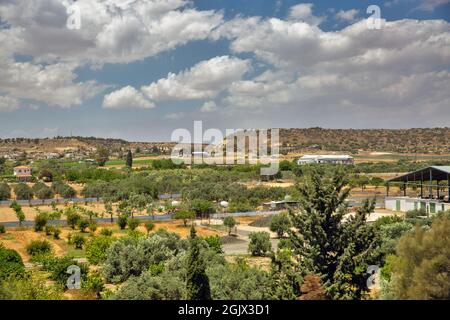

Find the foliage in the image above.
[
  {"left": 103, "top": 230, "right": 187, "bottom": 283},
  {"left": 269, "top": 212, "right": 291, "bottom": 238},
  {"left": 65, "top": 207, "right": 81, "bottom": 229},
  {"left": 388, "top": 215, "right": 450, "bottom": 299},
  {"left": 85, "top": 236, "right": 114, "bottom": 265},
  {"left": 0, "top": 224, "right": 5, "bottom": 233},
  {"left": 53, "top": 227, "right": 61, "bottom": 239},
  {"left": 77, "top": 219, "right": 89, "bottom": 233},
  {"left": 127, "top": 218, "right": 140, "bottom": 231},
  {"left": 117, "top": 214, "right": 128, "bottom": 230},
  {"left": 223, "top": 216, "right": 236, "bottom": 235},
  {"left": 14, "top": 183, "right": 33, "bottom": 200},
  {"left": 111, "top": 270, "right": 186, "bottom": 300},
  {"left": 82, "top": 271, "right": 105, "bottom": 298},
  {"left": 10, "top": 201, "right": 25, "bottom": 225},
  {"left": 95, "top": 147, "right": 110, "bottom": 167},
  {"left": 172, "top": 211, "right": 195, "bottom": 227},
  {"left": 145, "top": 222, "right": 155, "bottom": 234},
  {"left": 40, "top": 255, "right": 89, "bottom": 287},
  {"left": 126, "top": 150, "right": 133, "bottom": 168},
  {"left": 287, "top": 167, "right": 381, "bottom": 300},
  {"left": 248, "top": 231, "right": 272, "bottom": 256},
  {"left": 26, "top": 240, "right": 52, "bottom": 256},
  {"left": 34, "top": 211, "right": 48, "bottom": 232},
  {"left": 0, "top": 270, "right": 64, "bottom": 300},
  {"left": 0, "top": 182, "right": 11, "bottom": 200},
  {"left": 186, "top": 226, "right": 211, "bottom": 300},
  {"left": 32, "top": 182, "right": 54, "bottom": 200},
  {"left": 100, "top": 228, "right": 113, "bottom": 236},
  {"left": 72, "top": 234, "right": 86, "bottom": 249},
  {"left": 0, "top": 244, "right": 25, "bottom": 281},
  {"left": 207, "top": 262, "right": 273, "bottom": 300},
  {"left": 203, "top": 235, "right": 223, "bottom": 254}
]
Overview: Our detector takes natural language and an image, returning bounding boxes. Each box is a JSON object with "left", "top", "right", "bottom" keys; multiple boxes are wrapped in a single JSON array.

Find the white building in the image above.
[{"left": 297, "top": 154, "right": 354, "bottom": 165}]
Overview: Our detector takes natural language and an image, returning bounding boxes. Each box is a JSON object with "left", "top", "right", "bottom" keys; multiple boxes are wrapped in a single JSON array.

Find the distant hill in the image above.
[
  {"left": 1, "top": 128, "right": 449, "bottom": 157},
  {"left": 279, "top": 128, "right": 450, "bottom": 154}
]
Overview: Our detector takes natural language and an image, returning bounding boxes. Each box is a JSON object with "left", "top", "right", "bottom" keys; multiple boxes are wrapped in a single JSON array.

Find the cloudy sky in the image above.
[{"left": 0, "top": 0, "right": 449, "bottom": 141}]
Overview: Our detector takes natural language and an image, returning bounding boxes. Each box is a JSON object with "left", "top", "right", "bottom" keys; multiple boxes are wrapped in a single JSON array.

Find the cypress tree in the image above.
[
  {"left": 287, "top": 166, "right": 380, "bottom": 299},
  {"left": 126, "top": 150, "right": 133, "bottom": 168},
  {"left": 186, "top": 226, "right": 211, "bottom": 300}
]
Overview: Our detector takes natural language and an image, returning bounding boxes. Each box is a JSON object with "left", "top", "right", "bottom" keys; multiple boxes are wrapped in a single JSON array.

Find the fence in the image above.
[
  {"left": 0, "top": 197, "right": 101, "bottom": 206},
  {"left": 211, "top": 210, "right": 281, "bottom": 219}
]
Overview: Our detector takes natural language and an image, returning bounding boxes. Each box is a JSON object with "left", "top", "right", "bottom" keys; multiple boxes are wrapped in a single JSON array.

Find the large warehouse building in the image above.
[{"left": 385, "top": 166, "right": 450, "bottom": 214}]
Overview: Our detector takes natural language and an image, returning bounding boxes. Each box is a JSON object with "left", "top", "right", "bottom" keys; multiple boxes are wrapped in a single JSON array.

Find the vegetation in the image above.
[
  {"left": 248, "top": 231, "right": 272, "bottom": 256},
  {"left": 186, "top": 226, "right": 211, "bottom": 300},
  {"left": 223, "top": 216, "right": 236, "bottom": 235},
  {"left": 269, "top": 212, "right": 291, "bottom": 238},
  {"left": 26, "top": 240, "right": 52, "bottom": 256},
  {"left": 0, "top": 245, "right": 25, "bottom": 281},
  {"left": 173, "top": 211, "right": 195, "bottom": 227},
  {"left": 10, "top": 201, "right": 25, "bottom": 226}
]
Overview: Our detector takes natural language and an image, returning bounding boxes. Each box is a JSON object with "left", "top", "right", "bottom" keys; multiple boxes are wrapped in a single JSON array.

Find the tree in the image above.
[
  {"left": 0, "top": 244, "right": 25, "bottom": 281},
  {"left": 34, "top": 210, "right": 48, "bottom": 232},
  {"left": 128, "top": 218, "right": 140, "bottom": 231},
  {"left": 370, "top": 177, "right": 385, "bottom": 189},
  {"left": 186, "top": 226, "right": 211, "bottom": 300},
  {"left": 126, "top": 150, "right": 133, "bottom": 168},
  {"left": 388, "top": 214, "right": 450, "bottom": 299},
  {"left": 117, "top": 214, "right": 128, "bottom": 230},
  {"left": 14, "top": 183, "right": 33, "bottom": 200},
  {"left": 248, "top": 231, "right": 272, "bottom": 256},
  {"left": 85, "top": 236, "right": 114, "bottom": 265},
  {"left": 190, "top": 199, "right": 214, "bottom": 219},
  {"left": 59, "top": 185, "right": 76, "bottom": 198},
  {"left": 104, "top": 199, "right": 114, "bottom": 223},
  {"left": 223, "top": 216, "right": 236, "bottom": 235},
  {"left": 10, "top": 201, "right": 25, "bottom": 226},
  {"left": 173, "top": 211, "right": 195, "bottom": 227},
  {"left": 95, "top": 147, "right": 110, "bottom": 167},
  {"left": 288, "top": 167, "right": 380, "bottom": 300},
  {"left": 33, "top": 182, "right": 54, "bottom": 200},
  {"left": 0, "top": 183, "right": 11, "bottom": 201},
  {"left": 39, "top": 169, "right": 54, "bottom": 182},
  {"left": 269, "top": 212, "right": 291, "bottom": 238},
  {"left": 145, "top": 222, "right": 155, "bottom": 234}
]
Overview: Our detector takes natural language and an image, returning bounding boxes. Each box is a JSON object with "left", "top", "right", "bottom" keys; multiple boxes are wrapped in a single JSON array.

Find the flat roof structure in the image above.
[{"left": 387, "top": 166, "right": 450, "bottom": 201}]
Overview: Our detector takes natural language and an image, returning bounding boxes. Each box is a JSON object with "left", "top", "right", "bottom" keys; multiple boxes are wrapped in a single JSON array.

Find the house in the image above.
[
  {"left": 297, "top": 154, "right": 354, "bottom": 165},
  {"left": 13, "top": 165, "right": 32, "bottom": 180}
]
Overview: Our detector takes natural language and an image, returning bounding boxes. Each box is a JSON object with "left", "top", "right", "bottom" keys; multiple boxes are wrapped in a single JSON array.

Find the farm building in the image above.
[
  {"left": 297, "top": 154, "right": 354, "bottom": 165},
  {"left": 13, "top": 165, "right": 32, "bottom": 180},
  {"left": 385, "top": 166, "right": 450, "bottom": 214}
]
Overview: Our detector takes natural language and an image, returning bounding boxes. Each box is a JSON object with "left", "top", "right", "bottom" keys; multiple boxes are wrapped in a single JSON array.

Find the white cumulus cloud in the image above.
[{"left": 103, "top": 86, "right": 154, "bottom": 109}]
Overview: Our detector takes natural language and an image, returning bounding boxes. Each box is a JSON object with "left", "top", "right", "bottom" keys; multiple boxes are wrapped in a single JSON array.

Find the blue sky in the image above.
[{"left": 0, "top": 0, "right": 449, "bottom": 141}]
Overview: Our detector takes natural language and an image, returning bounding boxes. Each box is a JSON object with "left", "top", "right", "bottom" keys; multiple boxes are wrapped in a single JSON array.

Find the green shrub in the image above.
[
  {"left": 0, "top": 244, "right": 25, "bottom": 280},
  {"left": 53, "top": 227, "right": 61, "bottom": 240},
  {"left": 82, "top": 271, "right": 105, "bottom": 298},
  {"left": 223, "top": 216, "right": 236, "bottom": 235},
  {"left": 203, "top": 235, "right": 223, "bottom": 254},
  {"left": 269, "top": 212, "right": 291, "bottom": 238},
  {"left": 85, "top": 236, "right": 114, "bottom": 265},
  {"left": 0, "top": 182, "right": 11, "bottom": 201},
  {"left": 406, "top": 208, "right": 427, "bottom": 219},
  {"left": 0, "top": 224, "right": 5, "bottom": 233},
  {"left": 66, "top": 211, "right": 80, "bottom": 229},
  {"left": 14, "top": 183, "right": 33, "bottom": 200},
  {"left": 117, "top": 214, "right": 128, "bottom": 230},
  {"left": 72, "top": 234, "right": 86, "bottom": 249},
  {"left": 77, "top": 219, "right": 89, "bottom": 233},
  {"left": 34, "top": 211, "right": 49, "bottom": 232},
  {"left": 248, "top": 231, "right": 272, "bottom": 256},
  {"left": 128, "top": 218, "right": 140, "bottom": 231},
  {"left": 89, "top": 221, "right": 98, "bottom": 233},
  {"left": 100, "top": 228, "right": 113, "bottom": 236},
  {"left": 40, "top": 255, "right": 89, "bottom": 287},
  {"left": 145, "top": 222, "right": 155, "bottom": 234},
  {"left": 45, "top": 225, "right": 54, "bottom": 236},
  {"left": 26, "top": 239, "right": 52, "bottom": 256}
]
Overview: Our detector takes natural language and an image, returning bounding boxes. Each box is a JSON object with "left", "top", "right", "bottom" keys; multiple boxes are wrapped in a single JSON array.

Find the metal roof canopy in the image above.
[{"left": 388, "top": 166, "right": 450, "bottom": 183}]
